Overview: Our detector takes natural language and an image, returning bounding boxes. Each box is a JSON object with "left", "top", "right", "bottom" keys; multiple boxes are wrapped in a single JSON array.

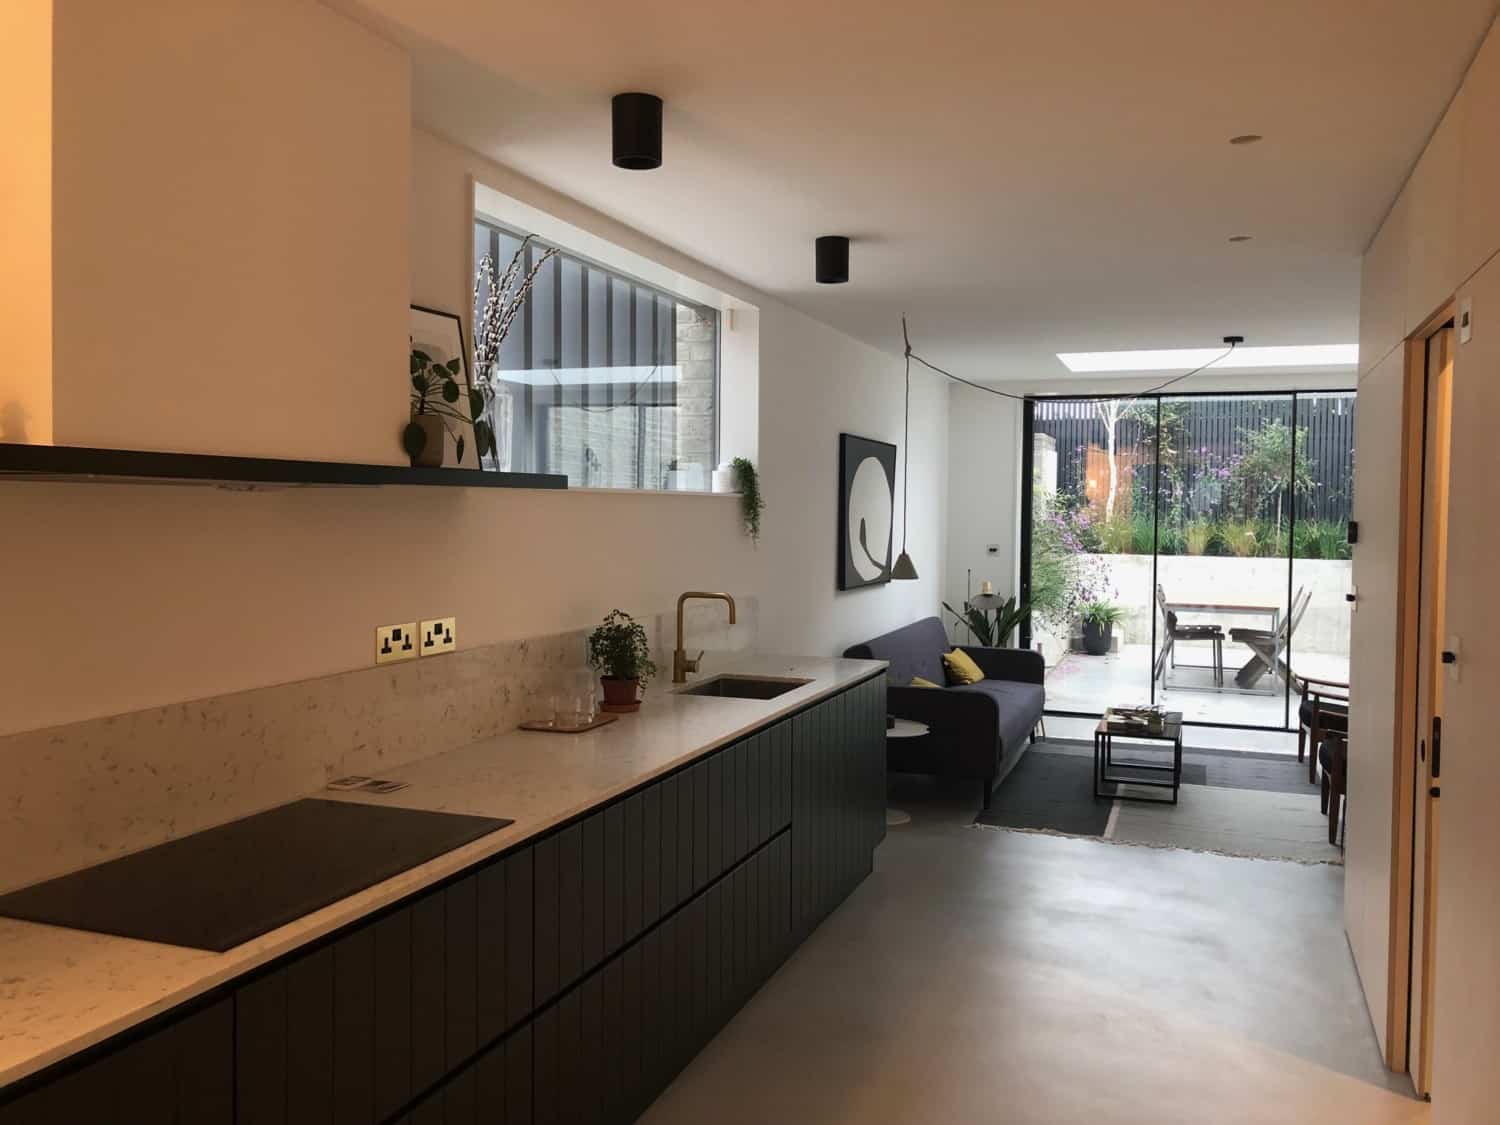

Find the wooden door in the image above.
[
  {"left": 1409, "top": 325, "right": 1453, "bottom": 1096},
  {"left": 1430, "top": 259, "right": 1500, "bottom": 1123}
]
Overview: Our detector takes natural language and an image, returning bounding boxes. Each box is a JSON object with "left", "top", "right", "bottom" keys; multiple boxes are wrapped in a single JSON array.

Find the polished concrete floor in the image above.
[{"left": 642, "top": 782, "right": 1424, "bottom": 1125}]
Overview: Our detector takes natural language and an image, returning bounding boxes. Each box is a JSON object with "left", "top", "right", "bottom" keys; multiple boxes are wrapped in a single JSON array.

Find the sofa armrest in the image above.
[
  {"left": 887, "top": 685, "right": 1000, "bottom": 742},
  {"left": 887, "top": 686, "right": 1005, "bottom": 781},
  {"left": 957, "top": 645, "right": 1045, "bottom": 684}
]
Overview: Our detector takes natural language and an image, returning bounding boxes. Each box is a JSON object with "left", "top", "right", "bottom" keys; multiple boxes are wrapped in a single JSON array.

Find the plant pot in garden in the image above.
[
  {"left": 1082, "top": 620, "right": 1113, "bottom": 656},
  {"left": 404, "top": 413, "right": 445, "bottom": 468},
  {"left": 599, "top": 676, "right": 641, "bottom": 714}
]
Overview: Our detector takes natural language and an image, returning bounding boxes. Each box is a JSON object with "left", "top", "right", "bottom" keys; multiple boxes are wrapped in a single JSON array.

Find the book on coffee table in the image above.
[{"left": 1104, "top": 706, "right": 1168, "bottom": 734}]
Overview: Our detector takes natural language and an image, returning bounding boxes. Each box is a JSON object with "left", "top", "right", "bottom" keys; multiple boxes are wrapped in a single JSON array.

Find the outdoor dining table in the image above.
[{"left": 1163, "top": 600, "right": 1284, "bottom": 692}]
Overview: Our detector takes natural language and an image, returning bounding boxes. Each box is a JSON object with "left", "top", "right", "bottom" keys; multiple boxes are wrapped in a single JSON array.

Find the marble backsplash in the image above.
[{"left": 0, "top": 596, "right": 757, "bottom": 893}]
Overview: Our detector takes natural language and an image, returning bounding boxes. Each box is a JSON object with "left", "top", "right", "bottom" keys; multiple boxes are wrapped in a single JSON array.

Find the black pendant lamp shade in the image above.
[
  {"left": 815, "top": 236, "right": 849, "bottom": 284},
  {"left": 612, "top": 93, "right": 663, "bottom": 170}
]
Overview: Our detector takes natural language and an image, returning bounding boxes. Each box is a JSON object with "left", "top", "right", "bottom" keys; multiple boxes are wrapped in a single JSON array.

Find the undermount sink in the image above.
[{"left": 679, "top": 675, "right": 812, "bottom": 700}]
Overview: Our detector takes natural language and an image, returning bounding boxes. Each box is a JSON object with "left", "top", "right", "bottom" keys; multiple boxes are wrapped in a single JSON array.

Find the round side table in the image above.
[{"left": 885, "top": 719, "right": 930, "bottom": 826}]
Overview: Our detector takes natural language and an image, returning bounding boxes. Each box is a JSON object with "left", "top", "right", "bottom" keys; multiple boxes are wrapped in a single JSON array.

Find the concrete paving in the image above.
[
  {"left": 1045, "top": 643, "right": 1349, "bottom": 730},
  {"left": 642, "top": 780, "right": 1422, "bottom": 1125}
]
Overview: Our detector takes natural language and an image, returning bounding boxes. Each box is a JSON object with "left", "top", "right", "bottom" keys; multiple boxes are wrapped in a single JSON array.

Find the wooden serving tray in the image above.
[{"left": 518, "top": 713, "right": 619, "bottom": 734}]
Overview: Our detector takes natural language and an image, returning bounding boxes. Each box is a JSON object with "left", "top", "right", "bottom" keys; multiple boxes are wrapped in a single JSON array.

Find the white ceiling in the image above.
[{"left": 342, "top": 0, "right": 1497, "bottom": 382}]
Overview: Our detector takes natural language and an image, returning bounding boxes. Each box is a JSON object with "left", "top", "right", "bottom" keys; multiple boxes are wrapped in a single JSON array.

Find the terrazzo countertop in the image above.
[{"left": 0, "top": 653, "right": 886, "bottom": 1089}]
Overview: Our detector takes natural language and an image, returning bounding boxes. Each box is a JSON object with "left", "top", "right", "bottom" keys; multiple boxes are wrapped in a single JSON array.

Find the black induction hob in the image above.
[{"left": 0, "top": 799, "right": 512, "bottom": 951}]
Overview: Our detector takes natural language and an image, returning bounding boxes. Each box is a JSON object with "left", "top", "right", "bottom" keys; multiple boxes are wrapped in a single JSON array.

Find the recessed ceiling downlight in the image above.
[{"left": 1229, "top": 134, "right": 1263, "bottom": 145}]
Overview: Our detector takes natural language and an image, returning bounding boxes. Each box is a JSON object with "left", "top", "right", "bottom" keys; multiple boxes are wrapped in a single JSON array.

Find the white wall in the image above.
[
  {"left": 0, "top": 4, "right": 944, "bottom": 736},
  {"left": 754, "top": 311, "right": 949, "bottom": 657},
  {"left": 945, "top": 387, "right": 1021, "bottom": 632},
  {"left": 1343, "top": 344, "right": 1407, "bottom": 1058},
  {"left": 0, "top": 0, "right": 51, "bottom": 444},
  {"left": 50, "top": 0, "right": 410, "bottom": 461},
  {"left": 1350, "top": 12, "right": 1500, "bottom": 1110}
]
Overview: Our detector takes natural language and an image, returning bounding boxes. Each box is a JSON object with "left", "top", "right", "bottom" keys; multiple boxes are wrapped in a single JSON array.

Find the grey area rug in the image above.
[
  {"left": 974, "top": 742, "right": 1341, "bottom": 865},
  {"left": 1038, "top": 739, "right": 1317, "bottom": 794}
]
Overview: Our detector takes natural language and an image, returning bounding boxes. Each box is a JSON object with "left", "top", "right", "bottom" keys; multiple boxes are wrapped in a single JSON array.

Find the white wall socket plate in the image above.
[
  {"left": 376, "top": 622, "right": 418, "bottom": 665},
  {"left": 420, "top": 616, "right": 457, "bottom": 656}
]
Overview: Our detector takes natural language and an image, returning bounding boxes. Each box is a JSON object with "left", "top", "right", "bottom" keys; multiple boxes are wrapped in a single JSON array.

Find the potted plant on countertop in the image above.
[
  {"left": 588, "top": 609, "right": 658, "bottom": 713},
  {"left": 1079, "top": 600, "right": 1123, "bottom": 656}
]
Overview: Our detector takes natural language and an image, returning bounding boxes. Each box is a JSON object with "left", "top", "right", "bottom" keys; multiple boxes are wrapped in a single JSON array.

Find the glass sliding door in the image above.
[
  {"left": 1027, "top": 398, "right": 1158, "bottom": 715},
  {"left": 1289, "top": 391, "right": 1356, "bottom": 705},
  {"left": 1153, "top": 394, "right": 1295, "bottom": 728},
  {"left": 1022, "top": 388, "right": 1356, "bottom": 733}
]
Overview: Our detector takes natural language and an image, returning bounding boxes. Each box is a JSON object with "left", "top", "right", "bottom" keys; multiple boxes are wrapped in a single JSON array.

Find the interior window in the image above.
[{"left": 474, "top": 219, "right": 720, "bottom": 489}]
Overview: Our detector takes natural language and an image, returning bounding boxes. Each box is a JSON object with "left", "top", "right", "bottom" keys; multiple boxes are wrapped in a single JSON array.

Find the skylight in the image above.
[{"left": 1056, "top": 344, "right": 1358, "bottom": 373}]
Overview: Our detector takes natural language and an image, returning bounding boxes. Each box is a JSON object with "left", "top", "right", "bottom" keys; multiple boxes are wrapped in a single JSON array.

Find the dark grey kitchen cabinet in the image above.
[
  {"left": 0, "top": 673, "right": 886, "bottom": 1125},
  {"left": 0, "top": 997, "right": 232, "bottom": 1125},
  {"left": 232, "top": 838, "right": 538, "bottom": 1125},
  {"left": 791, "top": 675, "right": 886, "bottom": 942}
]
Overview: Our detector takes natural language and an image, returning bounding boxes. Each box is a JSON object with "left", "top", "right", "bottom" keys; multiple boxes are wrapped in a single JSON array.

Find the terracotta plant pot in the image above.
[{"left": 599, "top": 676, "right": 641, "bottom": 713}]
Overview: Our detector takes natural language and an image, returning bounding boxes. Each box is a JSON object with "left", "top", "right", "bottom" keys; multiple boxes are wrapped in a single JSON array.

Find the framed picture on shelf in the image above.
[
  {"left": 837, "top": 432, "right": 897, "bottom": 590},
  {"left": 408, "top": 305, "right": 476, "bottom": 467}
]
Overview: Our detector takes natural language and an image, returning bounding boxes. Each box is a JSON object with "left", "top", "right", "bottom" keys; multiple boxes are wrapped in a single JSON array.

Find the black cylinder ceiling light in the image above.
[
  {"left": 815, "top": 235, "right": 849, "bottom": 284},
  {"left": 612, "top": 92, "right": 663, "bottom": 170}
]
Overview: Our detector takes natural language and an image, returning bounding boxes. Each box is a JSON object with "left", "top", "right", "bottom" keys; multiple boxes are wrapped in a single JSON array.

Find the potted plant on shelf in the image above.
[
  {"left": 405, "top": 350, "right": 485, "bottom": 467},
  {"left": 587, "top": 609, "right": 658, "bottom": 713},
  {"left": 1079, "top": 600, "right": 1123, "bottom": 656},
  {"left": 466, "top": 235, "right": 559, "bottom": 469}
]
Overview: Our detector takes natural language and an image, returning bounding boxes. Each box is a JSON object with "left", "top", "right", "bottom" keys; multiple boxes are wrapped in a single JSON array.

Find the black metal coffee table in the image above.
[{"left": 1093, "top": 712, "right": 1184, "bottom": 804}]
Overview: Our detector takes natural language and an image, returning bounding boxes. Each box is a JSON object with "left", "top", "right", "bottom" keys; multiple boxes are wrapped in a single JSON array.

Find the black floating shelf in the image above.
[{"left": 0, "top": 443, "right": 568, "bottom": 491}]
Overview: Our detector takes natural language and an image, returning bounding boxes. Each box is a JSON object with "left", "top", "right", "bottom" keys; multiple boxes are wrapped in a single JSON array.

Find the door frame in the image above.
[
  {"left": 1017, "top": 387, "right": 1356, "bottom": 734},
  {"left": 1385, "top": 305, "right": 1457, "bottom": 1075}
]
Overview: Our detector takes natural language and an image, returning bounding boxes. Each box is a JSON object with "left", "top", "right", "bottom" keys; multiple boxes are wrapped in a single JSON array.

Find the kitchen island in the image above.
[{"left": 0, "top": 654, "right": 887, "bottom": 1123}]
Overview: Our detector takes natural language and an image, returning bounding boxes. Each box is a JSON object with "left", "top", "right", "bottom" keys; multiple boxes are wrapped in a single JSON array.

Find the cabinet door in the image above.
[
  {"left": 235, "top": 845, "right": 535, "bottom": 1125},
  {"left": 0, "top": 998, "right": 232, "bottom": 1125},
  {"left": 790, "top": 683, "right": 881, "bottom": 939},
  {"left": 406, "top": 1020, "right": 532, "bottom": 1125}
]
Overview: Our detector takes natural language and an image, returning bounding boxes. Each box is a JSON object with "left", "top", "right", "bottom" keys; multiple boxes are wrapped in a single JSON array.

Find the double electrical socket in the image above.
[
  {"left": 420, "top": 617, "right": 457, "bottom": 656},
  {"left": 375, "top": 617, "right": 457, "bottom": 665},
  {"left": 375, "top": 622, "right": 417, "bottom": 665}
]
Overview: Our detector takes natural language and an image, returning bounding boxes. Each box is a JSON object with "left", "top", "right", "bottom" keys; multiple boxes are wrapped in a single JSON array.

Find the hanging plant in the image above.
[{"left": 731, "top": 457, "right": 763, "bottom": 544}]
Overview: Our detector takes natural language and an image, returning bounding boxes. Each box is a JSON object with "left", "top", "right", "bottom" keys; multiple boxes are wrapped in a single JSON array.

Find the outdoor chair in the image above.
[
  {"left": 1296, "top": 673, "right": 1349, "bottom": 784},
  {"left": 1229, "top": 587, "right": 1311, "bottom": 689},
  {"left": 1153, "top": 584, "right": 1224, "bottom": 688}
]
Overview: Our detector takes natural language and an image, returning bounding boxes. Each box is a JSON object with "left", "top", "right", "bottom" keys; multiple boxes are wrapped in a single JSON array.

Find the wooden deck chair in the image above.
[
  {"left": 1152, "top": 584, "right": 1225, "bottom": 687},
  {"left": 1229, "top": 587, "right": 1310, "bottom": 689}
]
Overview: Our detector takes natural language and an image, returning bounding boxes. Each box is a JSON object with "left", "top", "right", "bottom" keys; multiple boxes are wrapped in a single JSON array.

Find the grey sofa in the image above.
[{"left": 843, "top": 616, "right": 1046, "bottom": 811}]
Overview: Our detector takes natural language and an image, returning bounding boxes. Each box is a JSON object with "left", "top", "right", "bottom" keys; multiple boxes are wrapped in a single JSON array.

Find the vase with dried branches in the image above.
[{"left": 470, "top": 235, "right": 559, "bottom": 468}]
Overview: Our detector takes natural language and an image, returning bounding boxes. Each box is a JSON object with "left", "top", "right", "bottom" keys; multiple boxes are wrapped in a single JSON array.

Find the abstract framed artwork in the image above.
[{"left": 837, "top": 433, "right": 897, "bottom": 590}]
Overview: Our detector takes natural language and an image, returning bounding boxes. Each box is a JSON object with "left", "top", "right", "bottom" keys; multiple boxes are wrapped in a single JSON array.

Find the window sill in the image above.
[{"left": 563, "top": 487, "right": 742, "bottom": 498}]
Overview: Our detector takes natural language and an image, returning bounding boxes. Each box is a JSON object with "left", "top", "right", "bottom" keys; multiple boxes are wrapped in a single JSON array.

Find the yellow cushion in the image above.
[
  {"left": 909, "top": 676, "right": 942, "bottom": 689},
  {"left": 942, "top": 648, "right": 984, "bottom": 685}
]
